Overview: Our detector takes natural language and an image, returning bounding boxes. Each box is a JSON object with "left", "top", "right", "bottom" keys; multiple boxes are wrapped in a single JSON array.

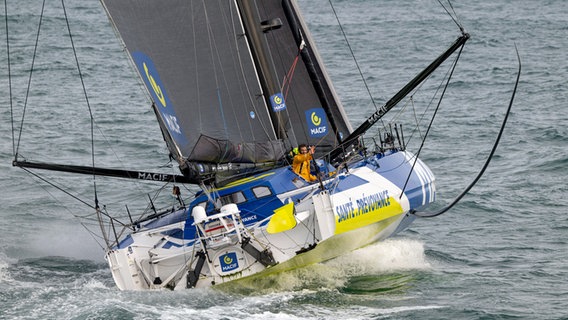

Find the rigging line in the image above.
[
  {"left": 282, "top": 48, "right": 302, "bottom": 100},
  {"left": 216, "top": 19, "right": 247, "bottom": 144},
  {"left": 392, "top": 45, "right": 457, "bottom": 124},
  {"left": 280, "top": 65, "right": 300, "bottom": 147},
  {"left": 399, "top": 42, "right": 466, "bottom": 199},
  {"left": 280, "top": 29, "right": 305, "bottom": 99},
  {"left": 436, "top": 0, "right": 464, "bottom": 32},
  {"left": 79, "top": 220, "right": 107, "bottom": 251},
  {"left": 88, "top": 119, "right": 163, "bottom": 199},
  {"left": 15, "top": 0, "right": 46, "bottom": 158},
  {"left": 203, "top": 3, "right": 230, "bottom": 141},
  {"left": 23, "top": 167, "right": 107, "bottom": 249},
  {"left": 409, "top": 97, "right": 424, "bottom": 140},
  {"left": 327, "top": 0, "right": 379, "bottom": 112},
  {"left": 21, "top": 167, "right": 94, "bottom": 209},
  {"left": 381, "top": 54, "right": 446, "bottom": 133},
  {"left": 191, "top": 1, "right": 203, "bottom": 135},
  {"left": 446, "top": 0, "right": 461, "bottom": 21},
  {"left": 382, "top": 44, "right": 461, "bottom": 149},
  {"left": 102, "top": 18, "right": 162, "bottom": 181},
  {"left": 404, "top": 53, "right": 460, "bottom": 146},
  {"left": 231, "top": 9, "right": 273, "bottom": 141},
  {"left": 39, "top": 171, "right": 109, "bottom": 247},
  {"left": 20, "top": 166, "right": 131, "bottom": 229},
  {"left": 4, "top": 0, "right": 14, "bottom": 156},
  {"left": 61, "top": 0, "right": 99, "bottom": 208},
  {"left": 96, "top": 207, "right": 110, "bottom": 248},
  {"left": 414, "top": 45, "right": 521, "bottom": 218}
]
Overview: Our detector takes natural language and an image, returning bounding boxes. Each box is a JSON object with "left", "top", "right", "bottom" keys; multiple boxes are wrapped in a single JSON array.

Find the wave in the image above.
[{"left": 220, "top": 238, "right": 431, "bottom": 296}]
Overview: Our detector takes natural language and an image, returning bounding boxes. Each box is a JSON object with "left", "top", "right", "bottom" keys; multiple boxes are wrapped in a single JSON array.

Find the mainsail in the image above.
[{"left": 101, "top": 0, "right": 352, "bottom": 182}]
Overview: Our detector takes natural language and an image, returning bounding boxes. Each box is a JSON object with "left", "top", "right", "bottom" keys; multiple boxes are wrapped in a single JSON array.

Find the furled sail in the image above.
[{"left": 101, "top": 0, "right": 352, "bottom": 181}]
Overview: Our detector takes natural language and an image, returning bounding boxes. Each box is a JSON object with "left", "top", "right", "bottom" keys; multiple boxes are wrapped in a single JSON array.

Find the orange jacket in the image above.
[{"left": 292, "top": 153, "right": 316, "bottom": 182}]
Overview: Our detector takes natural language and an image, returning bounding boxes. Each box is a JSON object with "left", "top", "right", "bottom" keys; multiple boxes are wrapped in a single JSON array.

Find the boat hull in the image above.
[{"left": 106, "top": 151, "right": 434, "bottom": 290}]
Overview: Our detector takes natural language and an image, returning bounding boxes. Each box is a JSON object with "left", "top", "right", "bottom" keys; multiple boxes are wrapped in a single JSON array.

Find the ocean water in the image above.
[{"left": 1, "top": 0, "right": 567, "bottom": 319}]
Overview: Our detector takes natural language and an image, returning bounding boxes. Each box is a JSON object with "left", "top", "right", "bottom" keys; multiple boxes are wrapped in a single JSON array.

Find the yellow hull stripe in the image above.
[
  {"left": 334, "top": 196, "right": 404, "bottom": 235},
  {"left": 214, "top": 172, "right": 276, "bottom": 191}
]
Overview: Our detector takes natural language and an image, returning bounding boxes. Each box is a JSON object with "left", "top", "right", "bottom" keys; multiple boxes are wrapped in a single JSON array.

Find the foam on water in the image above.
[
  {"left": 219, "top": 238, "right": 429, "bottom": 296},
  {"left": 326, "top": 238, "right": 431, "bottom": 274},
  {"left": 0, "top": 252, "right": 15, "bottom": 284}
]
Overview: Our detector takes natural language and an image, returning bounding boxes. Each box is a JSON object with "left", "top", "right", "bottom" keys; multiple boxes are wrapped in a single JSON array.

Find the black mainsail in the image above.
[
  {"left": 13, "top": 0, "right": 469, "bottom": 185},
  {"left": 101, "top": 0, "right": 352, "bottom": 182}
]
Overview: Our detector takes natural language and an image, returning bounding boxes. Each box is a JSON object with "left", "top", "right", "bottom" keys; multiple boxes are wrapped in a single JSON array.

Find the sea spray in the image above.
[
  {"left": 0, "top": 252, "right": 14, "bottom": 284},
  {"left": 220, "top": 238, "right": 429, "bottom": 295},
  {"left": 326, "top": 238, "right": 431, "bottom": 275}
]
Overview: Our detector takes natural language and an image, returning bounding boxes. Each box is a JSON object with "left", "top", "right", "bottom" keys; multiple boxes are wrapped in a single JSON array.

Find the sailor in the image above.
[{"left": 292, "top": 144, "right": 317, "bottom": 182}]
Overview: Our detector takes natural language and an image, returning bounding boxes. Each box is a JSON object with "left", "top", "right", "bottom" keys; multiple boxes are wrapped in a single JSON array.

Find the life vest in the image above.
[{"left": 292, "top": 153, "right": 316, "bottom": 182}]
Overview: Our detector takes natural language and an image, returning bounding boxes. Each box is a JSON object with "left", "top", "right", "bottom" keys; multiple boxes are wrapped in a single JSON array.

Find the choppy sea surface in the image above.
[{"left": 1, "top": 0, "right": 567, "bottom": 319}]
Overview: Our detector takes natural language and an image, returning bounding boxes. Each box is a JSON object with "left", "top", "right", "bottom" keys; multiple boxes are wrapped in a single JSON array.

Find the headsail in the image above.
[
  {"left": 101, "top": 0, "right": 352, "bottom": 182},
  {"left": 253, "top": 0, "right": 353, "bottom": 148}
]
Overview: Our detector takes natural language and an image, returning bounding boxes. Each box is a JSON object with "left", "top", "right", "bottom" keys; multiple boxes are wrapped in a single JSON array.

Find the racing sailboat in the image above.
[{"left": 10, "top": 0, "right": 485, "bottom": 290}]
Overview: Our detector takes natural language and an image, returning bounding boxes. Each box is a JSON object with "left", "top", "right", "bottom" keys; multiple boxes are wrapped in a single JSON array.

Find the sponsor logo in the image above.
[
  {"left": 142, "top": 62, "right": 166, "bottom": 108},
  {"left": 241, "top": 214, "right": 258, "bottom": 223},
  {"left": 137, "top": 172, "right": 171, "bottom": 181},
  {"left": 336, "top": 190, "right": 391, "bottom": 223},
  {"left": 219, "top": 252, "right": 239, "bottom": 272},
  {"left": 270, "top": 92, "right": 286, "bottom": 112},
  {"left": 305, "top": 108, "right": 328, "bottom": 137},
  {"left": 132, "top": 52, "right": 184, "bottom": 138}
]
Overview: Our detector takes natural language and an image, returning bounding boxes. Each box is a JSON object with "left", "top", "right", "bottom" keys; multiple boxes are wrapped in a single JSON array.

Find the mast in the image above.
[
  {"left": 236, "top": 0, "right": 288, "bottom": 141},
  {"left": 329, "top": 32, "right": 470, "bottom": 163}
]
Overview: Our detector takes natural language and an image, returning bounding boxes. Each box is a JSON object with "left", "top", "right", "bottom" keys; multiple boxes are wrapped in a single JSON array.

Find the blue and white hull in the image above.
[{"left": 106, "top": 150, "right": 435, "bottom": 290}]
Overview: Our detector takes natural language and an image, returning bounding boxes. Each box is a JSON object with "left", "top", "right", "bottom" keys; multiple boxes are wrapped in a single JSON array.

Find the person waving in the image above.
[{"left": 292, "top": 144, "right": 316, "bottom": 182}]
